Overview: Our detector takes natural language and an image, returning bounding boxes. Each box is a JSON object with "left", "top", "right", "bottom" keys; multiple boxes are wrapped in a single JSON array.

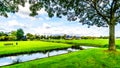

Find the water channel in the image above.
[{"left": 0, "top": 46, "right": 96, "bottom": 66}]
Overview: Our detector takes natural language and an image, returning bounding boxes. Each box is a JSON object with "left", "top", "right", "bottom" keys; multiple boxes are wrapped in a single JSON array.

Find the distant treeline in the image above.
[
  {"left": 80, "top": 36, "right": 109, "bottom": 39},
  {"left": 0, "top": 29, "right": 116, "bottom": 41}
]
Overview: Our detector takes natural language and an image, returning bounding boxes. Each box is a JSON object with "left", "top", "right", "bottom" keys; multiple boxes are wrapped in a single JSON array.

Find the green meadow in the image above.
[
  {"left": 46, "top": 39, "right": 120, "bottom": 48},
  {"left": 1, "top": 39, "right": 120, "bottom": 68},
  {"left": 0, "top": 41, "right": 71, "bottom": 56},
  {"left": 1, "top": 0, "right": 120, "bottom": 68},
  {"left": 3, "top": 48, "right": 120, "bottom": 68}
]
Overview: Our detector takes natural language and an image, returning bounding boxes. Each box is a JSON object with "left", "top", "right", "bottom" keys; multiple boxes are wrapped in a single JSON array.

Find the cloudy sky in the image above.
[{"left": 0, "top": 3, "right": 120, "bottom": 37}]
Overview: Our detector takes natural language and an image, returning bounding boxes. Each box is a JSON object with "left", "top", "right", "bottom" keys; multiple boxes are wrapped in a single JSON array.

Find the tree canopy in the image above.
[
  {"left": 29, "top": 0, "right": 120, "bottom": 27},
  {"left": 0, "top": 0, "right": 26, "bottom": 17},
  {"left": 16, "top": 28, "right": 24, "bottom": 40},
  {"left": 29, "top": 0, "right": 120, "bottom": 51},
  {"left": 0, "top": 0, "right": 120, "bottom": 50}
]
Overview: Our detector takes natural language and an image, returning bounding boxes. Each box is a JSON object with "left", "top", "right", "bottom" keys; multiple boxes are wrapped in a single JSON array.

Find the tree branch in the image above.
[{"left": 91, "top": 0, "right": 109, "bottom": 24}]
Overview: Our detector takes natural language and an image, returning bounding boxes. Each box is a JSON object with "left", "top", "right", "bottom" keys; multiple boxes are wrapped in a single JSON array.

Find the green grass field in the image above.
[
  {"left": 46, "top": 39, "right": 120, "bottom": 48},
  {"left": 2, "top": 48, "right": 120, "bottom": 68},
  {"left": 1, "top": 39, "right": 120, "bottom": 57},
  {"left": 1, "top": 39, "right": 120, "bottom": 68},
  {"left": 0, "top": 41, "right": 71, "bottom": 56}
]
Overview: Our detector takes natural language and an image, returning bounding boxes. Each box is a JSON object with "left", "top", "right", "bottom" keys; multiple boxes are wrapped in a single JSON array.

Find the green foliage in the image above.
[
  {"left": 0, "top": 31, "right": 7, "bottom": 36},
  {"left": 0, "top": 0, "right": 26, "bottom": 17},
  {"left": 9, "top": 31, "right": 17, "bottom": 40},
  {"left": 3, "top": 49, "right": 120, "bottom": 68},
  {"left": 29, "top": 0, "right": 120, "bottom": 27},
  {"left": 10, "top": 31, "right": 17, "bottom": 36},
  {"left": 16, "top": 28, "right": 24, "bottom": 40},
  {"left": 0, "top": 31, "right": 9, "bottom": 41},
  {"left": 1, "top": 0, "right": 119, "bottom": 27},
  {"left": 26, "top": 33, "right": 34, "bottom": 40}
]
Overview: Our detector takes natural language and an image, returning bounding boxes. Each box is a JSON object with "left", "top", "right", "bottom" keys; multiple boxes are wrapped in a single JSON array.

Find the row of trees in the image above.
[
  {"left": 0, "top": 28, "right": 24, "bottom": 41},
  {"left": 0, "top": 29, "right": 110, "bottom": 41},
  {"left": 81, "top": 36, "right": 109, "bottom": 39},
  {"left": 26, "top": 34, "right": 110, "bottom": 40}
]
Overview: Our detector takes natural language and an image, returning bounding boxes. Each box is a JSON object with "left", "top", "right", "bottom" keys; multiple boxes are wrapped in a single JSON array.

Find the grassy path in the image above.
[
  {"left": 0, "top": 41, "right": 71, "bottom": 56},
  {"left": 2, "top": 48, "right": 120, "bottom": 68}
]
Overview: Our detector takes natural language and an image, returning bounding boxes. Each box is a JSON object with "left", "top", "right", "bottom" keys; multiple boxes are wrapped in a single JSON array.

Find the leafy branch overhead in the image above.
[
  {"left": 29, "top": 0, "right": 120, "bottom": 27},
  {"left": 0, "top": 0, "right": 26, "bottom": 17},
  {"left": 1, "top": 0, "right": 120, "bottom": 27}
]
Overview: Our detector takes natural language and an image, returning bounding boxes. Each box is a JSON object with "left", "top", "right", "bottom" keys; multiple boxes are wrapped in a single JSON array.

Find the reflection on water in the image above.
[
  {"left": 0, "top": 46, "right": 96, "bottom": 66},
  {"left": 80, "top": 46, "right": 97, "bottom": 49}
]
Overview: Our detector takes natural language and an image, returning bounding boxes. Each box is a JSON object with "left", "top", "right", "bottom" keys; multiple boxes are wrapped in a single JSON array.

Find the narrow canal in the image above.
[{"left": 0, "top": 46, "right": 96, "bottom": 66}]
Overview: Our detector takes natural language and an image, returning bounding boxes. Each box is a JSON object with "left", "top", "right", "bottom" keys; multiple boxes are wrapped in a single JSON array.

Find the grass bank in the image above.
[
  {"left": 3, "top": 48, "right": 120, "bottom": 68},
  {"left": 45, "top": 39, "right": 120, "bottom": 48},
  {"left": 0, "top": 41, "right": 71, "bottom": 57}
]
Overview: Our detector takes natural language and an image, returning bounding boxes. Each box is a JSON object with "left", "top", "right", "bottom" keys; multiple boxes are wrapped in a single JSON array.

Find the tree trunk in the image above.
[{"left": 108, "top": 24, "right": 116, "bottom": 51}]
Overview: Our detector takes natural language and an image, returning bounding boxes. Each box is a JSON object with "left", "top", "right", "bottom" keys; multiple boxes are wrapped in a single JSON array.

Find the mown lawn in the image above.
[
  {"left": 0, "top": 41, "right": 71, "bottom": 56},
  {"left": 46, "top": 39, "right": 120, "bottom": 48},
  {"left": 2, "top": 48, "right": 120, "bottom": 68}
]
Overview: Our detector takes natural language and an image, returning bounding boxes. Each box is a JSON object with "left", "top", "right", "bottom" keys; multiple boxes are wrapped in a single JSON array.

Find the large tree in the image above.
[
  {"left": 0, "top": 0, "right": 120, "bottom": 51},
  {"left": 16, "top": 28, "right": 24, "bottom": 40},
  {"left": 29, "top": 0, "right": 120, "bottom": 51}
]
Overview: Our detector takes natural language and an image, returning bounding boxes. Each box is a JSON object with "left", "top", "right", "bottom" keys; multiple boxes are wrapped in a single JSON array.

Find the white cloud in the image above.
[
  {"left": 43, "top": 23, "right": 51, "bottom": 29},
  {"left": 37, "top": 8, "right": 47, "bottom": 15},
  {"left": 0, "top": 27, "right": 5, "bottom": 31},
  {"left": 7, "top": 20, "right": 24, "bottom": 27},
  {"left": 0, "top": 19, "right": 116, "bottom": 37},
  {"left": 45, "top": 17, "right": 50, "bottom": 20},
  {"left": 15, "top": 3, "right": 47, "bottom": 21},
  {"left": 16, "top": 3, "right": 30, "bottom": 17},
  {"left": 0, "top": 20, "right": 28, "bottom": 32},
  {"left": 15, "top": 3, "right": 37, "bottom": 21},
  {"left": 29, "top": 22, "right": 109, "bottom": 36}
]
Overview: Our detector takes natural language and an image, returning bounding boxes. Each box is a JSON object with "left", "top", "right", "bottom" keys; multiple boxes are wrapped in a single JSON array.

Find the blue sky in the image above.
[{"left": 0, "top": 3, "right": 120, "bottom": 37}]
